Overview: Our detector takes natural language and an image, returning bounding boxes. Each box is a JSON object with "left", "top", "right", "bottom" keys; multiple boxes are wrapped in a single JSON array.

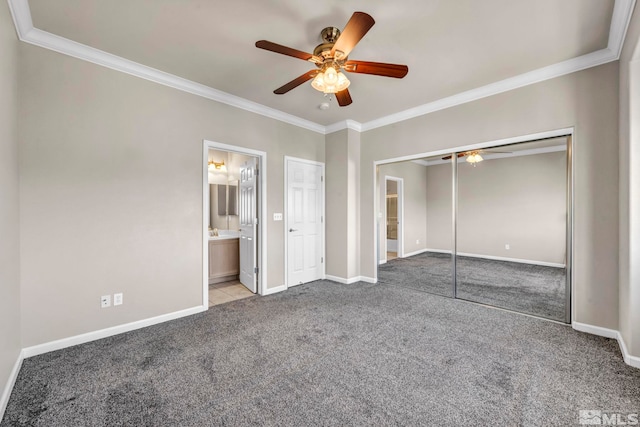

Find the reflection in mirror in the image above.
[
  {"left": 376, "top": 157, "right": 454, "bottom": 298},
  {"left": 208, "top": 149, "right": 248, "bottom": 232},
  {"left": 455, "top": 137, "right": 568, "bottom": 322}
]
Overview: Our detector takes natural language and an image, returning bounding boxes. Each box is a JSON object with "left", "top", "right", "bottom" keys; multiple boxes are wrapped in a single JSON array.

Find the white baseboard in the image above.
[
  {"left": 572, "top": 322, "right": 618, "bottom": 339},
  {"left": 261, "top": 284, "right": 286, "bottom": 296},
  {"left": 22, "top": 305, "right": 207, "bottom": 358},
  {"left": 325, "top": 275, "right": 360, "bottom": 284},
  {"left": 420, "top": 248, "right": 565, "bottom": 268},
  {"left": 0, "top": 350, "right": 24, "bottom": 421},
  {"left": 573, "top": 322, "right": 640, "bottom": 369},
  {"left": 424, "top": 248, "right": 451, "bottom": 254},
  {"left": 325, "top": 275, "right": 377, "bottom": 284},
  {"left": 403, "top": 248, "right": 429, "bottom": 258},
  {"left": 616, "top": 331, "right": 640, "bottom": 369}
]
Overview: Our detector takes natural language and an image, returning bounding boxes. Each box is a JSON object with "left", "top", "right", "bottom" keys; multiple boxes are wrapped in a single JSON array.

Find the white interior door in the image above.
[
  {"left": 287, "top": 159, "right": 323, "bottom": 286},
  {"left": 239, "top": 158, "right": 257, "bottom": 293}
]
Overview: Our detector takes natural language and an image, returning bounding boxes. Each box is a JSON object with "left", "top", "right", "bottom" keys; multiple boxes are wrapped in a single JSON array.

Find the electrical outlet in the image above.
[
  {"left": 505, "top": 244, "right": 510, "bottom": 250},
  {"left": 416, "top": 239, "right": 420, "bottom": 244},
  {"left": 101, "top": 295, "right": 111, "bottom": 308},
  {"left": 114, "top": 293, "right": 123, "bottom": 306},
  {"left": 273, "top": 213, "right": 283, "bottom": 221}
]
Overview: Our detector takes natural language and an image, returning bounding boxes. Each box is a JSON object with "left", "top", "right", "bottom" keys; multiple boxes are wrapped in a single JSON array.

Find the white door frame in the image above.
[
  {"left": 284, "top": 156, "right": 326, "bottom": 289},
  {"left": 202, "top": 140, "right": 267, "bottom": 306},
  {"left": 383, "top": 176, "right": 404, "bottom": 261}
]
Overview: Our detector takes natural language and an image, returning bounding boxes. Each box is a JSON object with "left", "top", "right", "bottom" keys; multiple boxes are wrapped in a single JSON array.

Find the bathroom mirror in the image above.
[{"left": 208, "top": 148, "right": 251, "bottom": 231}]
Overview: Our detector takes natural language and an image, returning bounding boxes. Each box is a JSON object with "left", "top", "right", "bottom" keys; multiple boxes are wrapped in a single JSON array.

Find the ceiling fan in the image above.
[
  {"left": 442, "top": 149, "right": 513, "bottom": 165},
  {"left": 255, "top": 12, "right": 409, "bottom": 106}
]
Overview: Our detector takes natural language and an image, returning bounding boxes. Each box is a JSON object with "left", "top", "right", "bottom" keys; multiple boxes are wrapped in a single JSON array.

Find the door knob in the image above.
[{"left": 289, "top": 228, "right": 298, "bottom": 232}]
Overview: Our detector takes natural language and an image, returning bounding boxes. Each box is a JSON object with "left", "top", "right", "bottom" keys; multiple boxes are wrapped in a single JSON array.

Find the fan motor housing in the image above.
[{"left": 313, "top": 27, "right": 348, "bottom": 64}]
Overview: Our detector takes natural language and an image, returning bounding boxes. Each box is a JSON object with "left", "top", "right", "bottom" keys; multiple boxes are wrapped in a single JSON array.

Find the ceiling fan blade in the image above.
[
  {"left": 330, "top": 12, "right": 375, "bottom": 58},
  {"left": 443, "top": 153, "right": 467, "bottom": 160},
  {"left": 274, "top": 70, "right": 319, "bottom": 94},
  {"left": 256, "top": 40, "right": 322, "bottom": 64},
  {"left": 344, "top": 60, "right": 409, "bottom": 78},
  {"left": 336, "top": 88, "right": 353, "bottom": 107}
]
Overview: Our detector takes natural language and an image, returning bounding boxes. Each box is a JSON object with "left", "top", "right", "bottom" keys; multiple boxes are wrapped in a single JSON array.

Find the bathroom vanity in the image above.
[{"left": 208, "top": 234, "right": 240, "bottom": 284}]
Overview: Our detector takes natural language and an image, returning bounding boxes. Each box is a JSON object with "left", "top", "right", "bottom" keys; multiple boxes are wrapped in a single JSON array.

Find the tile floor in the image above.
[
  {"left": 209, "top": 279, "right": 255, "bottom": 307},
  {"left": 387, "top": 251, "right": 398, "bottom": 261}
]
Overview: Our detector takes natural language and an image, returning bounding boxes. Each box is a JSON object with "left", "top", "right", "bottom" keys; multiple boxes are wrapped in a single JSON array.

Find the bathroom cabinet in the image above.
[{"left": 208, "top": 238, "right": 240, "bottom": 284}]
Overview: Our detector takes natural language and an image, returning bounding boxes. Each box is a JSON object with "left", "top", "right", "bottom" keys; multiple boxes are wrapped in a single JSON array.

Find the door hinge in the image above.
[
  {"left": 321, "top": 175, "right": 323, "bottom": 182},
  {"left": 254, "top": 267, "right": 259, "bottom": 274},
  {"left": 321, "top": 257, "right": 324, "bottom": 263},
  {"left": 255, "top": 168, "right": 259, "bottom": 175},
  {"left": 255, "top": 217, "right": 259, "bottom": 225},
  {"left": 321, "top": 215, "right": 323, "bottom": 223}
]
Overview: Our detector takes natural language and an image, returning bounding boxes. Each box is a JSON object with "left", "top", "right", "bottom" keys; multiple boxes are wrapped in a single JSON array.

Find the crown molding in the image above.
[
  {"left": 332, "top": 0, "right": 636, "bottom": 133},
  {"left": 6, "top": 0, "right": 32, "bottom": 39},
  {"left": 359, "top": 48, "right": 617, "bottom": 132},
  {"left": 609, "top": 0, "right": 636, "bottom": 57},
  {"left": 324, "top": 119, "right": 362, "bottom": 134},
  {"left": 8, "top": 0, "right": 636, "bottom": 136},
  {"left": 8, "top": 0, "right": 325, "bottom": 134}
]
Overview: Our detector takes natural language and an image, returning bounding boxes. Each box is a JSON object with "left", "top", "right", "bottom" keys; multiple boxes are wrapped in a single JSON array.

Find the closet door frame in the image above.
[{"left": 374, "top": 127, "right": 573, "bottom": 325}]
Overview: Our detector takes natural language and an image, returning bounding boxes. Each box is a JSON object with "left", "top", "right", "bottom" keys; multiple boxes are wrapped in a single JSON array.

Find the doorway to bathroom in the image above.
[
  {"left": 203, "top": 141, "right": 267, "bottom": 308},
  {"left": 382, "top": 176, "right": 404, "bottom": 264}
]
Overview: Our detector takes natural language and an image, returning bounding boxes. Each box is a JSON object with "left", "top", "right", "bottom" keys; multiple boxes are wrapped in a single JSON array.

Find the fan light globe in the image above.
[
  {"left": 311, "top": 67, "right": 350, "bottom": 94},
  {"left": 466, "top": 153, "right": 483, "bottom": 164},
  {"left": 324, "top": 67, "right": 338, "bottom": 84}
]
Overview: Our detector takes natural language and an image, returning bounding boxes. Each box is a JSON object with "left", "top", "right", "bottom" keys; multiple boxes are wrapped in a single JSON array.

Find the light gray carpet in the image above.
[
  {"left": 378, "top": 252, "right": 566, "bottom": 322},
  {"left": 2, "top": 280, "right": 638, "bottom": 426}
]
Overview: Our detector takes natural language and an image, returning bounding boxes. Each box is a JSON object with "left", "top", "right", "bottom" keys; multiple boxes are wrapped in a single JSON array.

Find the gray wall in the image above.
[
  {"left": 325, "top": 130, "right": 349, "bottom": 279},
  {"left": 377, "top": 162, "right": 428, "bottom": 259},
  {"left": 381, "top": 151, "right": 566, "bottom": 266},
  {"left": 18, "top": 44, "right": 324, "bottom": 347},
  {"left": 425, "top": 151, "right": 567, "bottom": 265},
  {"left": 360, "top": 62, "right": 619, "bottom": 330},
  {"left": 425, "top": 164, "right": 453, "bottom": 252},
  {"left": 0, "top": 0, "right": 21, "bottom": 408},
  {"left": 619, "top": 5, "right": 640, "bottom": 357}
]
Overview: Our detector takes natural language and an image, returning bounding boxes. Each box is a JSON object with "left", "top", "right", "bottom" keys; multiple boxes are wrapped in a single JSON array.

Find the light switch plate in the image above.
[{"left": 273, "top": 213, "right": 283, "bottom": 221}]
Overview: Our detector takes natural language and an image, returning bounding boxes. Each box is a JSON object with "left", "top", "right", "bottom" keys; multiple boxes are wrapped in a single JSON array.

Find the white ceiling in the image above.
[{"left": 15, "top": 0, "right": 627, "bottom": 129}]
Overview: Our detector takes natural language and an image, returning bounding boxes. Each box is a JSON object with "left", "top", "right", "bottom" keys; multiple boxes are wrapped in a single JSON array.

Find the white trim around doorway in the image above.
[
  {"left": 383, "top": 176, "right": 404, "bottom": 262},
  {"left": 203, "top": 140, "right": 268, "bottom": 304}
]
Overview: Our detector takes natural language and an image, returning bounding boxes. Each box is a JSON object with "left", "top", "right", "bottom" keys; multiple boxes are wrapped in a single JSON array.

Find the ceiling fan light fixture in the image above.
[
  {"left": 311, "top": 65, "right": 350, "bottom": 94},
  {"left": 465, "top": 153, "right": 483, "bottom": 164}
]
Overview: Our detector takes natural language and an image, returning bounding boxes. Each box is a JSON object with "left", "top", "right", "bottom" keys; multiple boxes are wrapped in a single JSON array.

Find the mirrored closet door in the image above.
[
  {"left": 455, "top": 137, "right": 569, "bottom": 322},
  {"left": 376, "top": 136, "right": 571, "bottom": 323}
]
